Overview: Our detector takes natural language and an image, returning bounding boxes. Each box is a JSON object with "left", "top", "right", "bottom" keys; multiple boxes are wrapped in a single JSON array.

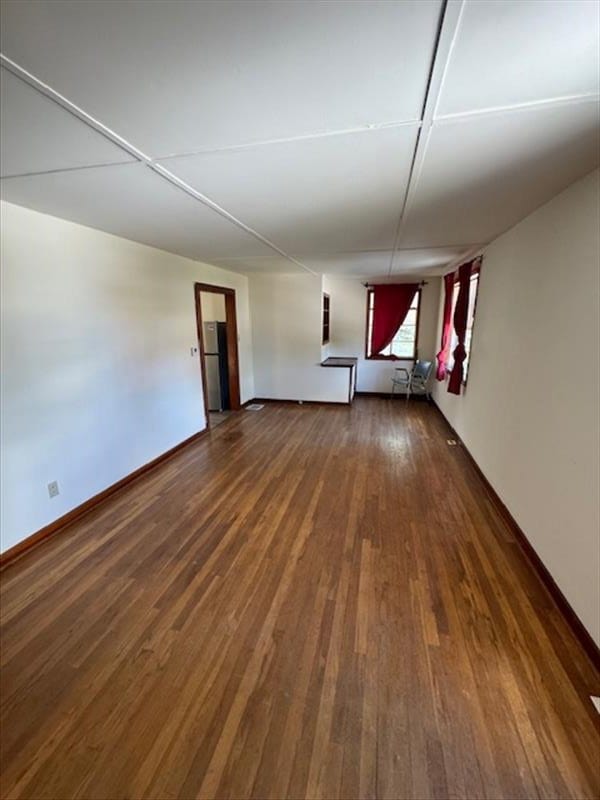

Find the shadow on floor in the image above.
[{"left": 209, "top": 410, "right": 233, "bottom": 428}]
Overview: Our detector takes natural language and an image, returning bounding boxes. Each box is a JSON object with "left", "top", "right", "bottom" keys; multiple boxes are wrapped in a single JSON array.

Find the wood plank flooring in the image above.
[{"left": 1, "top": 398, "right": 599, "bottom": 800}]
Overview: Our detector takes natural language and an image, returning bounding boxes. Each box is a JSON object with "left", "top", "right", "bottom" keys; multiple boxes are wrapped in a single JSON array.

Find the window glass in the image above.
[
  {"left": 366, "top": 290, "right": 420, "bottom": 359},
  {"left": 448, "top": 271, "right": 480, "bottom": 381}
]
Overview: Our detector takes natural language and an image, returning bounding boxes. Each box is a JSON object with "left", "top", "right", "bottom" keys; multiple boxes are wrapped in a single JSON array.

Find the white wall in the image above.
[
  {"left": 322, "top": 275, "right": 441, "bottom": 392},
  {"left": 249, "top": 273, "right": 350, "bottom": 403},
  {"left": 433, "top": 169, "right": 600, "bottom": 646},
  {"left": 0, "top": 201, "right": 254, "bottom": 552},
  {"left": 200, "top": 291, "right": 226, "bottom": 322}
]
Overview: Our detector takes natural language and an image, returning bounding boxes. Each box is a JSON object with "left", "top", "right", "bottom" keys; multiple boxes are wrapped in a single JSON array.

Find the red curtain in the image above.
[
  {"left": 435, "top": 271, "right": 455, "bottom": 380},
  {"left": 447, "top": 261, "right": 473, "bottom": 394},
  {"left": 371, "top": 283, "right": 419, "bottom": 355}
]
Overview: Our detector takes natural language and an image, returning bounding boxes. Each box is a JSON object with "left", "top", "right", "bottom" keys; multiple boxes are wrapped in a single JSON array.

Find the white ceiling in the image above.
[
  {"left": 0, "top": 69, "right": 136, "bottom": 177},
  {"left": 435, "top": 0, "right": 599, "bottom": 116},
  {"left": 1, "top": 163, "right": 277, "bottom": 260},
  {"left": 1, "top": 0, "right": 598, "bottom": 280},
  {"left": 402, "top": 100, "right": 600, "bottom": 248},
  {"left": 160, "top": 126, "right": 419, "bottom": 254}
]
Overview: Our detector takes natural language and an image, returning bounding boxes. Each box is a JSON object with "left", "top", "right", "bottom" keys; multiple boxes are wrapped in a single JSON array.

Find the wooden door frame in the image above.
[{"left": 194, "top": 283, "right": 241, "bottom": 425}]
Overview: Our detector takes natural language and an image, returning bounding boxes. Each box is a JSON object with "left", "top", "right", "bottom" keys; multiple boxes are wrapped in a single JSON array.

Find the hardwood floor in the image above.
[{"left": 1, "top": 399, "right": 598, "bottom": 800}]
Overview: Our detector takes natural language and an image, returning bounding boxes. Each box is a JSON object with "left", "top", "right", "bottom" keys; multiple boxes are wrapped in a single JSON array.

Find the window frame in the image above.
[
  {"left": 364, "top": 287, "right": 421, "bottom": 361},
  {"left": 448, "top": 263, "right": 481, "bottom": 386},
  {"left": 322, "top": 292, "right": 330, "bottom": 345}
]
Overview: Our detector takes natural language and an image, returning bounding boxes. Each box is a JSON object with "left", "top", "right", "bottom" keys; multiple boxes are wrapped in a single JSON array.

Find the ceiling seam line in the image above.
[
  {"left": 388, "top": 0, "right": 466, "bottom": 275},
  {"left": 435, "top": 92, "right": 600, "bottom": 123},
  {"left": 211, "top": 242, "right": 487, "bottom": 261},
  {"left": 0, "top": 159, "right": 139, "bottom": 181},
  {"left": 148, "top": 98, "right": 600, "bottom": 163},
  {"left": 386, "top": 0, "right": 457, "bottom": 275},
  {"left": 0, "top": 53, "right": 151, "bottom": 162},
  {"left": 386, "top": 123, "right": 427, "bottom": 277},
  {"left": 0, "top": 52, "right": 317, "bottom": 277},
  {"left": 430, "top": 0, "right": 465, "bottom": 122},
  {"left": 154, "top": 120, "right": 423, "bottom": 161},
  {"left": 150, "top": 163, "right": 319, "bottom": 275}
]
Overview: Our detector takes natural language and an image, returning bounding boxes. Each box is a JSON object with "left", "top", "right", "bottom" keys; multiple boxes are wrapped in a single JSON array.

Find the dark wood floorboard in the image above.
[{"left": 1, "top": 399, "right": 598, "bottom": 800}]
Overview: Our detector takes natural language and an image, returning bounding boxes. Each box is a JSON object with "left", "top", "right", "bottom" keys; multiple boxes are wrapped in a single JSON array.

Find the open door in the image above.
[{"left": 194, "top": 283, "right": 241, "bottom": 428}]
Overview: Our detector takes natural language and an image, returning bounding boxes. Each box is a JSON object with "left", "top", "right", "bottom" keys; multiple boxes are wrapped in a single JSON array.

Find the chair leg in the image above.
[{"left": 390, "top": 382, "right": 395, "bottom": 401}]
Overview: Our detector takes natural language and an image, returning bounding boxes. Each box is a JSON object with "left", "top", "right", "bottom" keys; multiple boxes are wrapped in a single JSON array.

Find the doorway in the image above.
[{"left": 194, "top": 283, "right": 241, "bottom": 428}]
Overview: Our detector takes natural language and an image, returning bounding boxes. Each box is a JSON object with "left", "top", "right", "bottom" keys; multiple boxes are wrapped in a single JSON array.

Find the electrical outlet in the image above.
[{"left": 48, "top": 480, "right": 59, "bottom": 499}]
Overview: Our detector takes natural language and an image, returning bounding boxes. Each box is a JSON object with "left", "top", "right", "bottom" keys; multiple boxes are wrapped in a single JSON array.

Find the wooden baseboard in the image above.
[
  {"left": 431, "top": 398, "right": 600, "bottom": 672},
  {"left": 355, "top": 391, "right": 427, "bottom": 399},
  {"left": 0, "top": 428, "right": 209, "bottom": 570}
]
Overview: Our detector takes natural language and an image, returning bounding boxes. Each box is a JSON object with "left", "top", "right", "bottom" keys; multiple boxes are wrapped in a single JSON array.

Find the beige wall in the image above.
[
  {"left": 1, "top": 201, "right": 254, "bottom": 552},
  {"left": 322, "top": 275, "right": 441, "bottom": 392},
  {"left": 433, "top": 169, "right": 600, "bottom": 646},
  {"left": 248, "top": 271, "right": 441, "bottom": 402},
  {"left": 249, "top": 272, "right": 351, "bottom": 403}
]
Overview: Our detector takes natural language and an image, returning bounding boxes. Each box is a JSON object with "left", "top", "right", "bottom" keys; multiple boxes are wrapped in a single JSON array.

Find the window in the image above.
[
  {"left": 448, "top": 267, "right": 480, "bottom": 383},
  {"left": 322, "top": 293, "right": 330, "bottom": 344},
  {"left": 366, "top": 288, "right": 420, "bottom": 359}
]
